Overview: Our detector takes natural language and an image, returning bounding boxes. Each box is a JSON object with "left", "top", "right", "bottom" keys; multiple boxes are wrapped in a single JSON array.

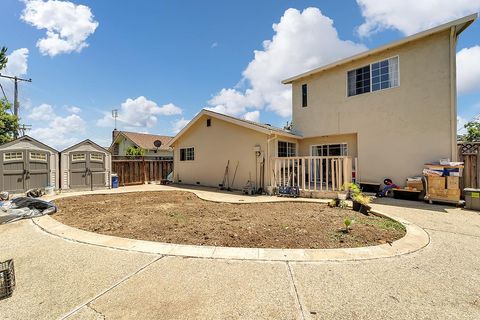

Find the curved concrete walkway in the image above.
[
  {"left": 1, "top": 185, "right": 479, "bottom": 319},
  {"left": 35, "top": 184, "right": 429, "bottom": 262}
]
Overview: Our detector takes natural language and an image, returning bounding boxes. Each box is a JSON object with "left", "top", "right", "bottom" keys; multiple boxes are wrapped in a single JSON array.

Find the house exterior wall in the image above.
[
  {"left": 298, "top": 133, "right": 358, "bottom": 157},
  {"left": 172, "top": 115, "right": 276, "bottom": 190},
  {"left": 291, "top": 30, "right": 454, "bottom": 185}
]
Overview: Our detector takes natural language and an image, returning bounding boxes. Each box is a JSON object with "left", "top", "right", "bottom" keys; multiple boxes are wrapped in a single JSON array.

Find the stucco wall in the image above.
[
  {"left": 291, "top": 30, "right": 454, "bottom": 185},
  {"left": 172, "top": 115, "right": 277, "bottom": 190}
]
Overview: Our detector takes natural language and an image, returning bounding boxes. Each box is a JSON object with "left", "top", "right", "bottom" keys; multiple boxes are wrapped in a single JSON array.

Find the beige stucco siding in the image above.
[
  {"left": 291, "top": 30, "right": 454, "bottom": 185},
  {"left": 299, "top": 134, "right": 358, "bottom": 158},
  {"left": 172, "top": 115, "right": 276, "bottom": 190}
]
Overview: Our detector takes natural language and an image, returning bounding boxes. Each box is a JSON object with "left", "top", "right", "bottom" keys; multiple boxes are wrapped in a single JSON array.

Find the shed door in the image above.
[
  {"left": 70, "top": 152, "right": 88, "bottom": 187},
  {"left": 69, "top": 152, "right": 106, "bottom": 188},
  {"left": 1, "top": 150, "right": 50, "bottom": 192}
]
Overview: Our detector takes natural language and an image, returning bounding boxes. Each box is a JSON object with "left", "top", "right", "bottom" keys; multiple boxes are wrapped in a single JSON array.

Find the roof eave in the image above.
[{"left": 282, "top": 13, "right": 478, "bottom": 84}]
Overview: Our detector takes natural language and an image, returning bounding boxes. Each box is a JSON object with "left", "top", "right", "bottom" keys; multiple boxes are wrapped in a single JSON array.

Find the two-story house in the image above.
[{"left": 167, "top": 14, "right": 477, "bottom": 193}]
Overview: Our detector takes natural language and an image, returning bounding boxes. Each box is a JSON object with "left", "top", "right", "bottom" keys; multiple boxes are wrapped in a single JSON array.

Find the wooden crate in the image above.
[{"left": 446, "top": 176, "right": 459, "bottom": 189}]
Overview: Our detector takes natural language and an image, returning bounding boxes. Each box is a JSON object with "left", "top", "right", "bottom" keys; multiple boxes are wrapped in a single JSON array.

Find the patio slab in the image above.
[
  {"left": 0, "top": 220, "right": 156, "bottom": 320},
  {"left": 75, "top": 256, "right": 301, "bottom": 320}
]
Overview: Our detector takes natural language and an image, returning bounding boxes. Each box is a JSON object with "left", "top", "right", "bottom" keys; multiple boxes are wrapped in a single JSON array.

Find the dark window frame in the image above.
[
  {"left": 277, "top": 141, "right": 296, "bottom": 157},
  {"left": 301, "top": 84, "right": 308, "bottom": 107},
  {"left": 180, "top": 147, "right": 195, "bottom": 161}
]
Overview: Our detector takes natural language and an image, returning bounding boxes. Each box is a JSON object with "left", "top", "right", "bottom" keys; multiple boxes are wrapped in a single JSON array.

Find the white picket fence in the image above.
[{"left": 272, "top": 156, "right": 353, "bottom": 192}]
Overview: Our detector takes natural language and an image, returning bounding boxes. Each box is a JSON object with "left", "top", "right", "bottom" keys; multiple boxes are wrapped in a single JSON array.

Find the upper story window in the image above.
[
  {"left": 278, "top": 141, "right": 296, "bottom": 157},
  {"left": 347, "top": 56, "right": 399, "bottom": 97},
  {"left": 206, "top": 119, "right": 211, "bottom": 127},
  {"left": 180, "top": 147, "right": 195, "bottom": 161},
  {"left": 301, "top": 84, "right": 308, "bottom": 107}
]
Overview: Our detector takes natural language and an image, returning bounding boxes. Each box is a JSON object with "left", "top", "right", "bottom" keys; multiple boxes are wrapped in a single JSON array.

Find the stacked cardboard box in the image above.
[{"left": 426, "top": 174, "right": 461, "bottom": 202}]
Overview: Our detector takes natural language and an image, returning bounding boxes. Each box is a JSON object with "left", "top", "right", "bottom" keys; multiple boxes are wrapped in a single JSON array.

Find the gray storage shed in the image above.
[
  {"left": 61, "top": 139, "right": 111, "bottom": 190},
  {"left": 0, "top": 135, "right": 59, "bottom": 193}
]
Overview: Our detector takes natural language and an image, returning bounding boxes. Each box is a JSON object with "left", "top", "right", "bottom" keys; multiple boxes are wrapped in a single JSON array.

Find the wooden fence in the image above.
[
  {"left": 112, "top": 157, "right": 173, "bottom": 186},
  {"left": 458, "top": 142, "right": 479, "bottom": 189},
  {"left": 272, "top": 156, "right": 353, "bottom": 192}
]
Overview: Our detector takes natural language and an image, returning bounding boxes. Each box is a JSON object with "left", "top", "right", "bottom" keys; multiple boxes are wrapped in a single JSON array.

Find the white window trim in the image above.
[
  {"left": 277, "top": 140, "right": 298, "bottom": 157},
  {"left": 180, "top": 147, "right": 195, "bottom": 161},
  {"left": 72, "top": 153, "right": 86, "bottom": 162},
  {"left": 3, "top": 152, "right": 23, "bottom": 161},
  {"left": 29, "top": 152, "right": 47, "bottom": 162},
  {"left": 346, "top": 55, "right": 400, "bottom": 98},
  {"left": 90, "top": 153, "right": 103, "bottom": 162},
  {"left": 310, "top": 143, "right": 348, "bottom": 156}
]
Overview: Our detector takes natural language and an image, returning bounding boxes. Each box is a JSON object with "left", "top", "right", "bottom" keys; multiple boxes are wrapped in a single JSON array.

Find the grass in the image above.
[{"left": 356, "top": 216, "right": 406, "bottom": 232}]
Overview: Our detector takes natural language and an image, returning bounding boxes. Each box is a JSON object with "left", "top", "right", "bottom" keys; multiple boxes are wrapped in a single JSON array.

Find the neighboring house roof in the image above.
[
  {"left": 282, "top": 13, "right": 478, "bottom": 84},
  {"left": 0, "top": 135, "right": 58, "bottom": 153},
  {"left": 167, "top": 109, "right": 301, "bottom": 147},
  {"left": 61, "top": 139, "right": 110, "bottom": 153},
  {"left": 111, "top": 131, "right": 173, "bottom": 151}
]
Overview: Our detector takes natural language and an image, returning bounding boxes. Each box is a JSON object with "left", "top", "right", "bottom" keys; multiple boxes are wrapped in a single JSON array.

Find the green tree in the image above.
[
  {"left": 0, "top": 47, "right": 7, "bottom": 70},
  {"left": 463, "top": 121, "right": 480, "bottom": 142},
  {"left": 126, "top": 146, "right": 146, "bottom": 157},
  {"left": 0, "top": 99, "right": 19, "bottom": 144}
]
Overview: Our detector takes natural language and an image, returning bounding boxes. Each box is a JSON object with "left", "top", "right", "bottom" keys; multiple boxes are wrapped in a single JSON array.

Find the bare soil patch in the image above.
[{"left": 53, "top": 191, "right": 405, "bottom": 249}]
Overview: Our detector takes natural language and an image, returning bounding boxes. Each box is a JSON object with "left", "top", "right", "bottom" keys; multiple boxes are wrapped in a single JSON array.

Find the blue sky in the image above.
[{"left": 0, "top": 0, "right": 479, "bottom": 149}]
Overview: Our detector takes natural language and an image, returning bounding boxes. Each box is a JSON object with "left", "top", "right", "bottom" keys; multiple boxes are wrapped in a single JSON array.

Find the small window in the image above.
[
  {"left": 90, "top": 153, "right": 103, "bottom": 162},
  {"left": 72, "top": 153, "right": 86, "bottom": 161},
  {"left": 4, "top": 152, "right": 23, "bottom": 161},
  {"left": 278, "top": 141, "right": 296, "bottom": 157},
  {"left": 180, "top": 147, "right": 195, "bottom": 161},
  {"left": 206, "top": 119, "right": 211, "bottom": 127},
  {"left": 302, "top": 84, "right": 308, "bottom": 107},
  {"left": 30, "top": 152, "right": 47, "bottom": 161}
]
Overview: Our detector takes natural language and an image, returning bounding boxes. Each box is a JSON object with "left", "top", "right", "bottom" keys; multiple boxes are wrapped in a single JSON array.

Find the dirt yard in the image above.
[{"left": 53, "top": 191, "right": 405, "bottom": 249}]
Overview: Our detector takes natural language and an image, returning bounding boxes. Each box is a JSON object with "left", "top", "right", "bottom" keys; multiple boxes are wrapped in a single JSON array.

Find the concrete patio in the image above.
[{"left": 1, "top": 185, "right": 479, "bottom": 319}]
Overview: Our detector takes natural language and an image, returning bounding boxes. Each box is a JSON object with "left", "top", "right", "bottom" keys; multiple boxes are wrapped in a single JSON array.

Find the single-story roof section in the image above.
[
  {"left": 282, "top": 13, "right": 478, "bottom": 84},
  {"left": 167, "top": 109, "right": 302, "bottom": 147},
  {"left": 62, "top": 139, "right": 109, "bottom": 153},
  {"left": 109, "top": 131, "right": 173, "bottom": 152}
]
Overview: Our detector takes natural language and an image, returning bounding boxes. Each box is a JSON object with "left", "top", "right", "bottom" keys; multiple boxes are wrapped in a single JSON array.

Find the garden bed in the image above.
[{"left": 53, "top": 191, "right": 405, "bottom": 249}]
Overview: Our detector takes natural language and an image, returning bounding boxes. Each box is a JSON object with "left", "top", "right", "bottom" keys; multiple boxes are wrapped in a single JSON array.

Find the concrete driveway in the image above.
[{"left": 0, "top": 191, "right": 479, "bottom": 319}]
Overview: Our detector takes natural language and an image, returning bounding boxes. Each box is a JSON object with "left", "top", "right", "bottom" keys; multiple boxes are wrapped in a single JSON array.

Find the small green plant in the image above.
[
  {"left": 328, "top": 199, "right": 337, "bottom": 207},
  {"left": 338, "top": 200, "right": 348, "bottom": 209},
  {"left": 344, "top": 217, "right": 353, "bottom": 232},
  {"left": 346, "top": 183, "right": 361, "bottom": 199},
  {"left": 352, "top": 193, "right": 372, "bottom": 205}
]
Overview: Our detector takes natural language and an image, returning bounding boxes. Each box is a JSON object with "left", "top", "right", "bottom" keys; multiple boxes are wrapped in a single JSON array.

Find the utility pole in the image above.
[
  {"left": 0, "top": 73, "right": 32, "bottom": 118},
  {"left": 0, "top": 73, "right": 32, "bottom": 138},
  {"left": 18, "top": 124, "right": 31, "bottom": 137}
]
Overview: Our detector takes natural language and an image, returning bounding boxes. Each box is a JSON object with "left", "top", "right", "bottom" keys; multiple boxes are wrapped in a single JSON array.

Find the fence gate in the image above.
[{"left": 458, "top": 142, "right": 479, "bottom": 189}]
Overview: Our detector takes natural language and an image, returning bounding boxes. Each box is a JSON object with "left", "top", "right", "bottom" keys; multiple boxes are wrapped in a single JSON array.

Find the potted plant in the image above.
[
  {"left": 346, "top": 182, "right": 361, "bottom": 200},
  {"left": 352, "top": 193, "right": 372, "bottom": 215}
]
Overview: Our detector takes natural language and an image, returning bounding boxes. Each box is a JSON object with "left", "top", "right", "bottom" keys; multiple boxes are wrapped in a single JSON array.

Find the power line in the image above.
[{"left": 0, "top": 73, "right": 32, "bottom": 138}]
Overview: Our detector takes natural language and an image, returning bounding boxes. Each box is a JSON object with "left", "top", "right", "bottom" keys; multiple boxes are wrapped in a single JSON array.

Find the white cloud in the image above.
[
  {"left": 356, "top": 0, "right": 480, "bottom": 37},
  {"left": 97, "top": 96, "right": 183, "bottom": 128},
  {"left": 207, "top": 8, "right": 367, "bottom": 118},
  {"left": 28, "top": 103, "right": 55, "bottom": 120},
  {"left": 66, "top": 106, "right": 81, "bottom": 113},
  {"left": 171, "top": 117, "right": 190, "bottom": 134},
  {"left": 457, "top": 46, "right": 480, "bottom": 94},
  {"left": 3, "top": 48, "right": 29, "bottom": 76},
  {"left": 29, "top": 106, "right": 87, "bottom": 149},
  {"left": 243, "top": 110, "right": 260, "bottom": 123},
  {"left": 21, "top": 0, "right": 99, "bottom": 56}
]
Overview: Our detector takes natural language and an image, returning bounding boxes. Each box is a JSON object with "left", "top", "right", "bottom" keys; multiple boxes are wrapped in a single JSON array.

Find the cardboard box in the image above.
[
  {"left": 446, "top": 176, "right": 459, "bottom": 190},
  {"left": 407, "top": 181, "right": 424, "bottom": 191},
  {"left": 427, "top": 176, "right": 445, "bottom": 189}
]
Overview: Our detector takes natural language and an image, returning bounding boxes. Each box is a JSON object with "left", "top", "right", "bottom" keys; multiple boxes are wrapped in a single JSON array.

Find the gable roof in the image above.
[
  {"left": 282, "top": 13, "right": 478, "bottom": 84},
  {"left": 112, "top": 131, "right": 173, "bottom": 151},
  {"left": 0, "top": 135, "right": 58, "bottom": 153},
  {"left": 167, "top": 109, "right": 301, "bottom": 147},
  {"left": 62, "top": 139, "right": 109, "bottom": 153}
]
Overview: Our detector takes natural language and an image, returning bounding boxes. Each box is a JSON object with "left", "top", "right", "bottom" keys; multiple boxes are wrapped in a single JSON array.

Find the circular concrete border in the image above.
[{"left": 33, "top": 187, "right": 430, "bottom": 262}]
